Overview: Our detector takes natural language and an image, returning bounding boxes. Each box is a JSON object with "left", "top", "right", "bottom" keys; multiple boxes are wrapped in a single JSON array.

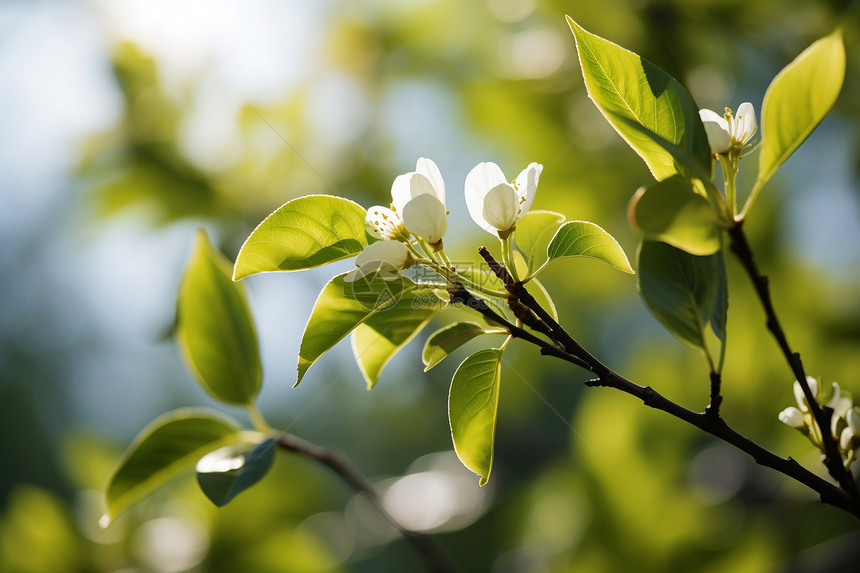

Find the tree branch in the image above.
[
  {"left": 275, "top": 433, "right": 463, "bottom": 573},
  {"left": 469, "top": 245, "right": 860, "bottom": 517},
  {"left": 728, "top": 222, "right": 857, "bottom": 496}
]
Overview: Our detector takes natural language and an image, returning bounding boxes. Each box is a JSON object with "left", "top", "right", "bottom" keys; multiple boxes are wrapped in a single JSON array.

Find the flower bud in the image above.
[{"left": 778, "top": 407, "right": 805, "bottom": 429}]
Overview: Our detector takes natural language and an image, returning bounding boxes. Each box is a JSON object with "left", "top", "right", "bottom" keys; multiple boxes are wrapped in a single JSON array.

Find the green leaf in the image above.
[
  {"left": 711, "top": 249, "right": 729, "bottom": 345},
  {"left": 176, "top": 230, "right": 262, "bottom": 406},
  {"left": 196, "top": 438, "right": 277, "bottom": 507},
  {"left": 423, "top": 322, "right": 505, "bottom": 371},
  {"left": 449, "top": 349, "right": 503, "bottom": 486},
  {"left": 352, "top": 288, "right": 448, "bottom": 388},
  {"left": 637, "top": 240, "right": 725, "bottom": 353},
  {"left": 567, "top": 17, "right": 711, "bottom": 181},
  {"left": 233, "top": 195, "right": 370, "bottom": 280},
  {"left": 528, "top": 278, "right": 559, "bottom": 322},
  {"left": 630, "top": 175, "right": 722, "bottom": 255},
  {"left": 102, "top": 409, "right": 248, "bottom": 525},
  {"left": 297, "top": 273, "right": 416, "bottom": 386},
  {"left": 515, "top": 210, "right": 566, "bottom": 273},
  {"left": 546, "top": 221, "right": 634, "bottom": 273},
  {"left": 747, "top": 30, "right": 845, "bottom": 216}
]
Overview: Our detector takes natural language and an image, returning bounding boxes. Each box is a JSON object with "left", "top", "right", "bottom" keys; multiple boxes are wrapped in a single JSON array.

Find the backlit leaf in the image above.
[
  {"left": 352, "top": 288, "right": 448, "bottom": 388},
  {"left": 449, "top": 349, "right": 503, "bottom": 486},
  {"left": 176, "top": 230, "right": 261, "bottom": 406},
  {"left": 515, "top": 211, "right": 566, "bottom": 273},
  {"left": 630, "top": 175, "right": 722, "bottom": 255},
  {"left": 637, "top": 240, "right": 725, "bottom": 355},
  {"left": 747, "top": 30, "right": 845, "bottom": 216},
  {"left": 103, "top": 409, "right": 249, "bottom": 525},
  {"left": 196, "top": 438, "right": 276, "bottom": 507},
  {"left": 233, "top": 195, "right": 369, "bottom": 280},
  {"left": 567, "top": 17, "right": 711, "bottom": 181},
  {"left": 296, "top": 273, "right": 416, "bottom": 385},
  {"left": 423, "top": 322, "right": 505, "bottom": 371},
  {"left": 547, "top": 221, "right": 634, "bottom": 273}
]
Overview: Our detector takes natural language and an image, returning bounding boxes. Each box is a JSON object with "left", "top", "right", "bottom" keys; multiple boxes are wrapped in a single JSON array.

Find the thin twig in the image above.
[{"left": 275, "top": 433, "right": 463, "bottom": 573}]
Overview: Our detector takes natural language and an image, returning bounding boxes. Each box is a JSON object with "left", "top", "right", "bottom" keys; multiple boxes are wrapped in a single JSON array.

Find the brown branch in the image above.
[
  {"left": 728, "top": 222, "right": 857, "bottom": 496},
  {"left": 467, "top": 245, "right": 860, "bottom": 517},
  {"left": 275, "top": 433, "right": 463, "bottom": 573}
]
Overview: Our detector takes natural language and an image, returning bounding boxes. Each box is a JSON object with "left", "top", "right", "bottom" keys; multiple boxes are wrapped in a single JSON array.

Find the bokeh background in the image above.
[{"left": 2, "top": 0, "right": 860, "bottom": 571}]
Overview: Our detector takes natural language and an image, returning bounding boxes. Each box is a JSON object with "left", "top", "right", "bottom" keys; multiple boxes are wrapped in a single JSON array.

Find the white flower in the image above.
[
  {"left": 842, "top": 409, "right": 860, "bottom": 457},
  {"left": 344, "top": 240, "right": 413, "bottom": 282},
  {"left": 840, "top": 426, "right": 854, "bottom": 451},
  {"left": 366, "top": 206, "right": 408, "bottom": 241},
  {"left": 390, "top": 158, "right": 447, "bottom": 245},
  {"left": 779, "top": 407, "right": 805, "bottom": 429},
  {"left": 828, "top": 381, "right": 852, "bottom": 429},
  {"left": 465, "top": 161, "right": 542, "bottom": 237},
  {"left": 848, "top": 408, "right": 860, "bottom": 434},
  {"left": 793, "top": 376, "right": 819, "bottom": 412},
  {"left": 698, "top": 102, "right": 757, "bottom": 155}
]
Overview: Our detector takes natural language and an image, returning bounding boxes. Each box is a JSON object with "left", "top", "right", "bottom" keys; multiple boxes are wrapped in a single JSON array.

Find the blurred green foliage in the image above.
[{"left": 3, "top": 0, "right": 860, "bottom": 571}]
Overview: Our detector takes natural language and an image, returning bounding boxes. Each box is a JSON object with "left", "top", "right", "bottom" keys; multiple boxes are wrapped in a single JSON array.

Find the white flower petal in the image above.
[
  {"left": 806, "top": 376, "right": 819, "bottom": 398},
  {"left": 735, "top": 102, "right": 757, "bottom": 144},
  {"left": 840, "top": 426, "right": 854, "bottom": 451},
  {"left": 848, "top": 408, "right": 860, "bottom": 433},
  {"left": 355, "top": 240, "right": 410, "bottom": 268},
  {"left": 482, "top": 183, "right": 519, "bottom": 232},
  {"left": 514, "top": 162, "right": 542, "bottom": 218},
  {"left": 415, "top": 157, "right": 445, "bottom": 204},
  {"left": 779, "top": 406, "right": 805, "bottom": 428},
  {"left": 465, "top": 162, "right": 507, "bottom": 233},
  {"left": 402, "top": 193, "right": 448, "bottom": 243},
  {"left": 391, "top": 173, "right": 413, "bottom": 214},
  {"left": 794, "top": 380, "right": 809, "bottom": 411},
  {"left": 699, "top": 109, "right": 731, "bottom": 154}
]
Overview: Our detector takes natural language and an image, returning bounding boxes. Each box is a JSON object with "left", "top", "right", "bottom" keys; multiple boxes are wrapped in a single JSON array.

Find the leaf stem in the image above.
[
  {"left": 247, "top": 404, "right": 272, "bottom": 433},
  {"left": 718, "top": 153, "right": 740, "bottom": 219},
  {"left": 275, "top": 433, "right": 463, "bottom": 572}
]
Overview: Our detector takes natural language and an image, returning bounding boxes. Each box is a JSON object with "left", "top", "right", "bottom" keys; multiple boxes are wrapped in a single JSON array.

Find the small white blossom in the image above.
[
  {"left": 840, "top": 426, "right": 855, "bottom": 451},
  {"left": 778, "top": 407, "right": 805, "bottom": 429},
  {"left": 848, "top": 408, "right": 860, "bottom": 434},
  {"left": 698, "top": 102, "right": 757, "bottom": 155},
  {"left": 366, "top": 206, "right": 408, "bottom": 241},
  {"left": 390, "top": 158, "right": 448, "bottom": 245},
  {"left": 465, "top": 161, "right": 542, "bottom": 237},
  {"left": 344, "top": 240, "right": 413, "bottom": 282},
  {"left": 793, "top": 376, "right": 819, "bottom": 412}
]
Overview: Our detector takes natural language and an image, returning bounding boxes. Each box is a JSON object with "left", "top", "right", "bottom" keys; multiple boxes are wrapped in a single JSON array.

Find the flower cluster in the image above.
[
  {"left": 347, "top": 158, "right": 542, "bottom": 282},
  {"left": 779, "top": 376, "right": 860, "bottom": 468},
  {"left": 698, "top": 102, "right": 758, "bottom": 156}
]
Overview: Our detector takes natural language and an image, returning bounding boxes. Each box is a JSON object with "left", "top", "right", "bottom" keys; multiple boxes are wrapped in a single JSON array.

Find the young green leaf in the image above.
[
  {"left": 449, "top": 349, "right": 503, "bottom": 486},
  {"left": 528, "top": 278, "right": 560, "bottom": 322},
  {"left": 423, "top": 322, "right": 506, "bottom": 371},
  {"left": 297, "top": 273, "right": 416, "bottom": 385},
  {"left": 352, "top": 288, "right": 448, "bottom": 388},
  {"left": 637, "top": 240, "right": 725, "bottom": 356},
  {"left": 176, "top": 230, "right": 262, "bottom": 406},
  {"left": 629, "top": 175, "right": 722, "bottom": 256},
  {"left": 102, "top": 409, "right": 250, "bottom": 525},
  {"left": 514, "top": 210, "right": 566, "bottom": 273},
  {"left": 196, "top": 438, "right": 277, "bottom": 507},
  {"left": 546, "top": 221, "right": 634, "bottom": 273},
  {"left": 746, "top": 30, "right": 845, "bottom": 216},
  {"left": 233, "top": 195, "right": 370, "bottom": 280},
  {"left": 566, "top": 17, "right": 711, "bottom": 181}
]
